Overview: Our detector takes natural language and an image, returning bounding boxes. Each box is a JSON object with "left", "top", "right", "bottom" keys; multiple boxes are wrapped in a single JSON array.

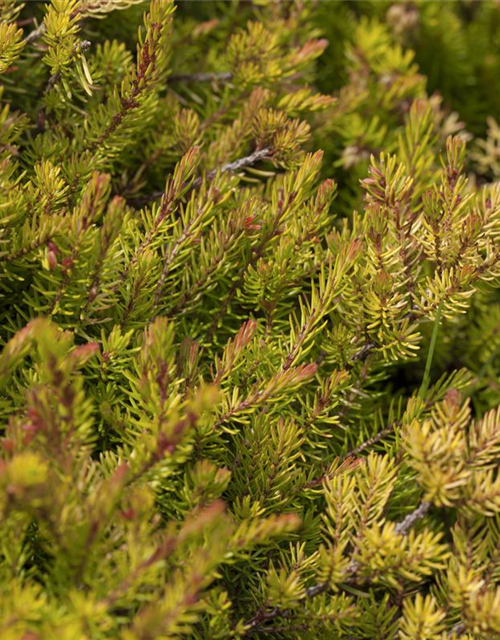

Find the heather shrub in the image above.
[{"left": 1, "top": 2, "right": 500, "bottom": 639}]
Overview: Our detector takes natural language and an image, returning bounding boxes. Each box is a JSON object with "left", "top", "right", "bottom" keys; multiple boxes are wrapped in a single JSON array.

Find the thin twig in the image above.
[
  {"left": 128, "top": 147, "right": 271, "bottom": 207},
  {"left": 200, "top": 147, "right": 270, "bottom": 184},
  {"left": 24, "top": 23, "right": 46, "bottom": 45},
  {"left": 449, "top": 622, "right": 465, "bottom": 637},
  {"left": 349, "top": 424, "right": 395, "bottom": 457},
  {"left": 352, "top": 341, "right": 375, "bottom": 362},
  {"left": 394, "top": 500, "right": 431, "bottom": 535}
]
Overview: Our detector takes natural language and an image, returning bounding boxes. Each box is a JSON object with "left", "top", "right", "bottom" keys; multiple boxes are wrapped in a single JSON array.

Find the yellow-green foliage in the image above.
[{"left": 1, "top": 2, "right": 500, "bottom": 639}]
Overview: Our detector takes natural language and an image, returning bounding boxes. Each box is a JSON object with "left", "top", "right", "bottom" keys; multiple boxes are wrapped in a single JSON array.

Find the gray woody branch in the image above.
[{"left": 130, "top": 147, "right": 271, "bottom": 207}]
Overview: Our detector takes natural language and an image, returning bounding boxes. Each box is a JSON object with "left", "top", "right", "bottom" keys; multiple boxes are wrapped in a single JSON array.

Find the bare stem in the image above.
[
  {"left": 25, "top": 23, "right": 46, "bottom": 45},
  {"left": 128, "top": 147, "right": 271, "bottom": 207}
]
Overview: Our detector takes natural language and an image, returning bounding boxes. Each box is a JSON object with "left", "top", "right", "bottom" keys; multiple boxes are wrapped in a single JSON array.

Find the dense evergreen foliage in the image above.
[{"left": 2, "top": 1, "right": 500, "bottom": 638}]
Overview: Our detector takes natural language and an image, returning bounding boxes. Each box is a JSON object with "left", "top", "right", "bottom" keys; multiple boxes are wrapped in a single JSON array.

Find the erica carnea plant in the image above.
[{"left": 2, "top": 2, "right": 500, "bottom": 639}]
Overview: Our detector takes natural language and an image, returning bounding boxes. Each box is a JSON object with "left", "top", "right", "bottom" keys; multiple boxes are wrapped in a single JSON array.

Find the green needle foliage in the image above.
[{"left": 1, "top": 1, "right": 500, "bottom": 639}]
